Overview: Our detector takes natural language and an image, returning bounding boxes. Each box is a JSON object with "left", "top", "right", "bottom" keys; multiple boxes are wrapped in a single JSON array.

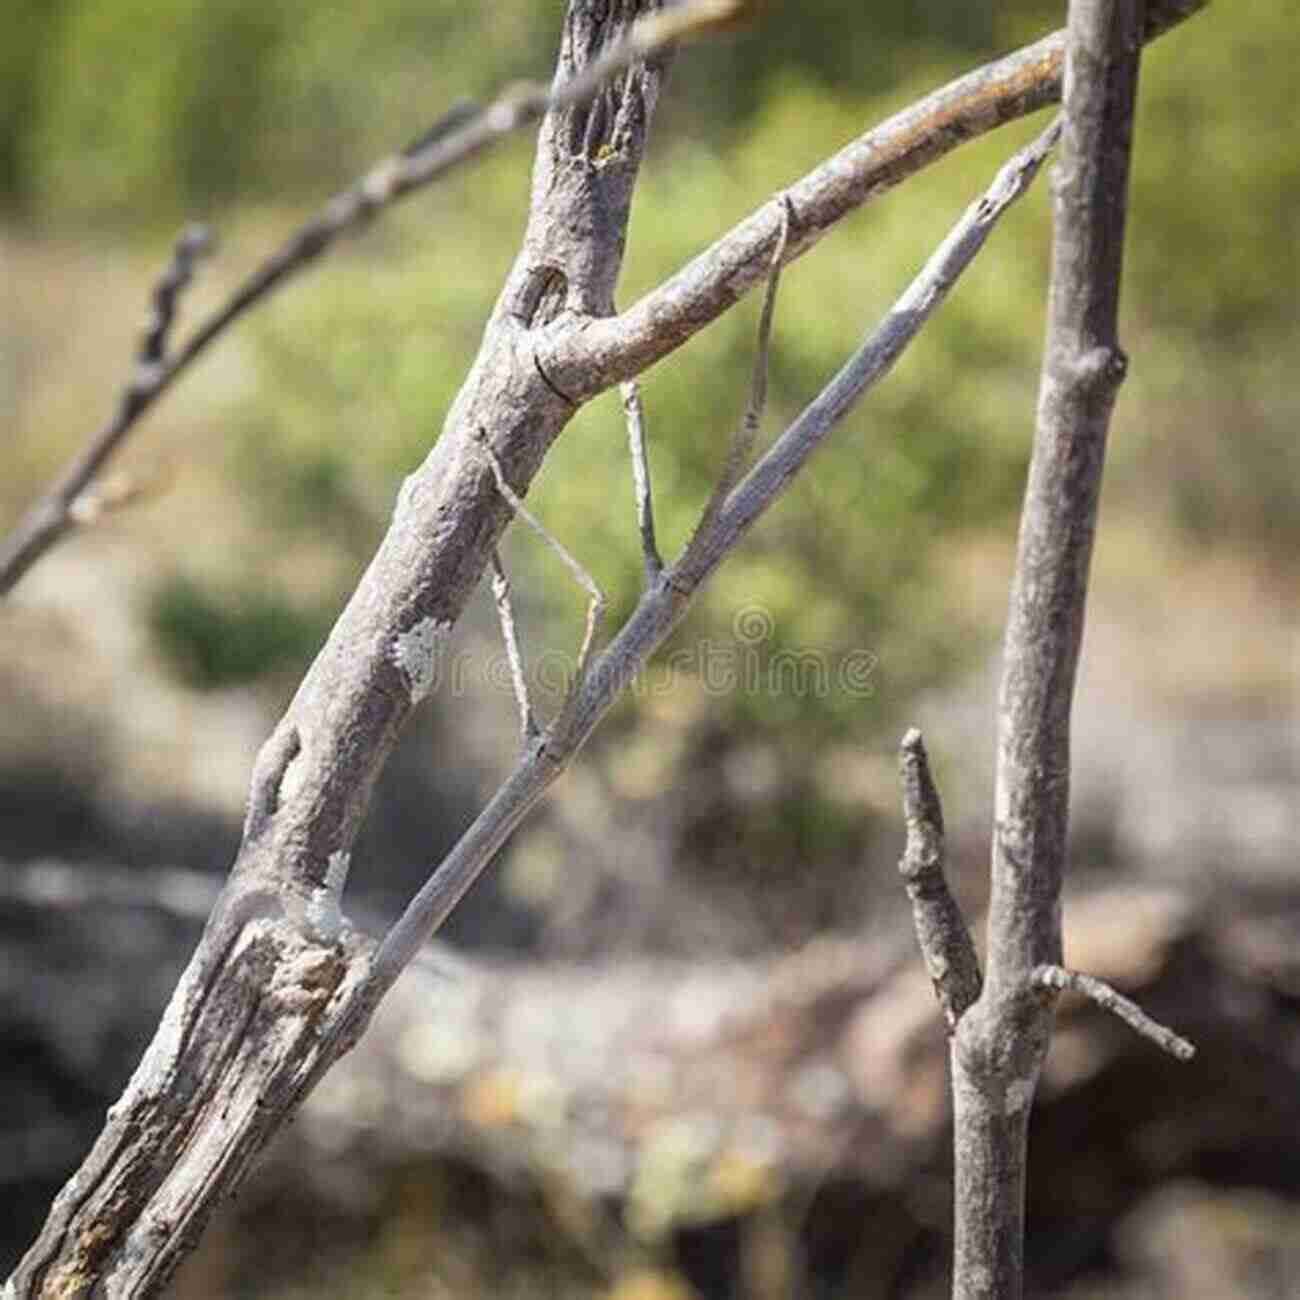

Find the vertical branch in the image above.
[
  {"left": 985, "top": 2, "right": 1139, "bottom": 1000},
  {"left": 621, "top": 381, "right": 663, "bottom": 581},
  {"left": 950, "top": 3, "right": 1145, "bottom": 1299}
]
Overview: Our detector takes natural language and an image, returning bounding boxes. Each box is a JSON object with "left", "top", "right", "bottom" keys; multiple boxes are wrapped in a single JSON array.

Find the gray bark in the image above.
[
  {"left": 950, "top": 2, "right": 1146, "bottom": 1297},
  {"left": 4, "top": 1, "right": 1207, "bottom": 1294}
]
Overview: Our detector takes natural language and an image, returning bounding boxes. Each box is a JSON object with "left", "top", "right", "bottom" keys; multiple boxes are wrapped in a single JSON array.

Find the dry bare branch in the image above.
[
  {"left": 1032, "top": 965, "right": 1197, "bottom": 1061},
  {"left": 898, "top": 728, "right": 982, "bottom": 1030},
  {"left": 620, "top": 380, "right": 663, "bottom": 581},
  {"left": 481, "top": 436, "right": 607, "bottom": 686},
  {"left": 490, "top": 549, "right": 539, "bottom": 742},
  {"left": 546, "top": 1, "right": 1203, "bottom": 400},
  {"left": 947, "top": 3, "right": 1162, "bottom": 1297},
  {"left": 0, "top": 224, "right": 209, "bottom": 592}
]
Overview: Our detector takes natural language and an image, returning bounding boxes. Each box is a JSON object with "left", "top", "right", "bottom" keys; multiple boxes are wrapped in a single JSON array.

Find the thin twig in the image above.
[
  {"left": 1033, "top": 965, "right": 1196, "bottom": 1062},
  {"left": 683, "top": 194, "right": 792, "bottom": 564},
  {"left": 0, "top": 0, "right": 746, "bottom": 600},
  {"left": 480, "top": 439, "right": 606, "bottom": 689},
  {"left": 490, "top": 549, "right": 539, "bottom": 742},
  {"left": 400, "top": 99, "right": 482, "bottom": 158},
  {"left": 140, "top": 224, "right": 213, "bottom": 365},
  {"left": 621, "top": 381, "right": 663, "bottom": 582},
  {"left": 898, "top": 728, "right": 982, "bottom": 1029},
  {"left": 0, "top": 224, "right": 210, "bottom": 594}
]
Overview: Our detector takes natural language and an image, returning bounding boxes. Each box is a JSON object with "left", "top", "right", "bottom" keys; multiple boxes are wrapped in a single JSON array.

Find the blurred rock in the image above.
[{"left": 5, "top": 866, "right": 1299, "bottom": 1296}]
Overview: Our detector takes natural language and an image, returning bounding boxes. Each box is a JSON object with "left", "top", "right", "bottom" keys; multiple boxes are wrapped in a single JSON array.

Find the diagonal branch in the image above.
[
  {"left": 1032, "top": 965, "right": 1196, "bottom": 1061},
  {"left": 0, "top": 224, "right": 210, "bottom": 594},
  {"left": 0, "top": 0, "right": 740, "bottom": 600},
  {"left": 545, "top": 0, "right": 1204, "bottom": 400}
]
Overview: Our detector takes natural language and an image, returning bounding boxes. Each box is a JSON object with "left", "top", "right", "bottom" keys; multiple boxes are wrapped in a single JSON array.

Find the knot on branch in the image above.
[{"left": 1074, "top": 344, "right": 1128, "bottom": 392}]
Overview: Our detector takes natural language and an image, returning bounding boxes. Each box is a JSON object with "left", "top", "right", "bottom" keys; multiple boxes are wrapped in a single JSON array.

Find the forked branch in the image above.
[
  {"left": 547, "top": 1, "right": 1204, "bottom": 399},
  {"left": 942, "top": 4, "right": 1196, "bottom": 1298},
  {"left": 372, "top": 119, "right": 1060, "bottom": 1004}
]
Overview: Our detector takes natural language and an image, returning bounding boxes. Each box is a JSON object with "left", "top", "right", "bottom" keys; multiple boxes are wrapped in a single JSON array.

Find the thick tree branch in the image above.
[
  {"left": 9, "top": 3, "right": 672, "bottom": 1292},
  {"left": 948, "top": 3, "right": 1159, "bottom": 1298}
]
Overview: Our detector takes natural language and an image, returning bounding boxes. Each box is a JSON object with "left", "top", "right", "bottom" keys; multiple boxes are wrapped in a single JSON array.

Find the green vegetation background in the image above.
[{"left": 4, "top": 1, "right": 1296, "bottom": 903}]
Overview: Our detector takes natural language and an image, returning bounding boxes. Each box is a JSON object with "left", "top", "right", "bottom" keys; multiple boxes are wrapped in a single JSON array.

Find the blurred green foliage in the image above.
[
  {"left": 12, "top": 0, "right": 561, "bottom": 222},
  {"left": 5, "top": 1, "right": 1296, "bottom": 876},
  {"left": 147, "top": 573, "right": 329, "bottom": 689}
]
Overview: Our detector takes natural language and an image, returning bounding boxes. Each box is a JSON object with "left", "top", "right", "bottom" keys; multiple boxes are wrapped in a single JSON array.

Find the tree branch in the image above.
[
  {"left": 948, "top": 3, "right": 1157, "bottom": 1297},
  {"left": 897, "top": 728, "right": 982, "bottom": 1030},
  {"left": 546, "top": 0, "right": 1204, "bottom": 399},
  {"left": 0, "top": 225, "right": 210, "bottom": 594},
  {"left": 5, "top": 2, "right": 1205, "bottom": 1290},
  {"left": 8, "top": 3, "right": 673, "bottom": 1291},
  {"left": 1032, "top": 965, "right": 1196, "bottom": 1061}
]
